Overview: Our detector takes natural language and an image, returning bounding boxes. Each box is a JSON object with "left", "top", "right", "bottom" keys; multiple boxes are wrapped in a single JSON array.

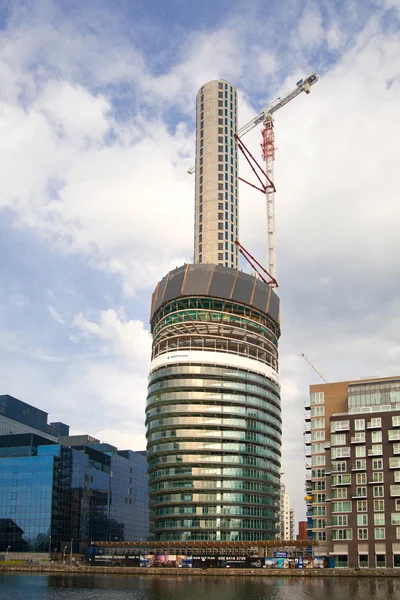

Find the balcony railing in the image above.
[{"left": 351, "top": 435, "right": 365, "bottom": 444}]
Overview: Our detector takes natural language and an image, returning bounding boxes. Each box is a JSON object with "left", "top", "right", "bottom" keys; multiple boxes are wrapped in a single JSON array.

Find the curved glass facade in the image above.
[{"left": 147, "top": 288, "right": 281, "bottom": 542}]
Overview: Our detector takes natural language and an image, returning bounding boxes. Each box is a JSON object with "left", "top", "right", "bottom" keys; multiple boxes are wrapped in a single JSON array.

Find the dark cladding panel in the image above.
[
  {"left": 183, "top": 264, "right": 214, "bottom": 296},
  {"left": 269, "top": 290, "right": 280, "bottom": 322},
  {"left": 252, "top": 279, "right": 269, "bottom": 313},
  {"left": 163, "top": 266, "right": 186, "bottom": 303},
  {"left": 232, "top": 271, "right": 254, "bottom": 305},
  {"left": 153, "top": 276, "right": 168, "bottom": 313},
  {"left": 208, "top": 267, "right": 236, "bottom": 299}
]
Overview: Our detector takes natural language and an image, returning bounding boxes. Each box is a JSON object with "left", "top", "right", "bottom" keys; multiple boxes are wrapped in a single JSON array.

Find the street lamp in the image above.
[
  {"left": 70, "top": 539, "right": 73, "bottom": 566},
  {"left": 63, "top": 546, "right": 68, "bottom": 565},
  {"left": 5, "top": 546, "right": 10, "bottom": 562}
]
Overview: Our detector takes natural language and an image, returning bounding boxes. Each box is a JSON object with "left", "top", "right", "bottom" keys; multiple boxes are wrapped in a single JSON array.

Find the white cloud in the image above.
[
  {"left": 48, "top": 305, "right": 65, "bottom": 325},
  {"left": 0, "top": 0, "right": 399, "bottom": 523}
]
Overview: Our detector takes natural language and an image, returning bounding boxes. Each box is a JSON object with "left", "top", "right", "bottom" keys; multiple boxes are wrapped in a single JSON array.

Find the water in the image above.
[{"left": 0, "top": 574, "right": 399, "bottom": 600}]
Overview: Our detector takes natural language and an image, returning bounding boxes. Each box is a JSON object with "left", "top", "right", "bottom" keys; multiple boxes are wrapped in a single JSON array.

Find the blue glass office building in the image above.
[{"left": 0, "top": 397, "right": 149, "bottom": 553}]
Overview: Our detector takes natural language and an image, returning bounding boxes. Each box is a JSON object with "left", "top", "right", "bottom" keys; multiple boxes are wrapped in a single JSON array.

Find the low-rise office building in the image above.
[{"left": 0, "top": 396, "right": 149, "bottom": 553}]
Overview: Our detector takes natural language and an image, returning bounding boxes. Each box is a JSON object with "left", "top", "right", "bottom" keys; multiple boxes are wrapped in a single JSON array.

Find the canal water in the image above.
[{"left": 0, "top": 574, "right": 400, "bottom": 600}]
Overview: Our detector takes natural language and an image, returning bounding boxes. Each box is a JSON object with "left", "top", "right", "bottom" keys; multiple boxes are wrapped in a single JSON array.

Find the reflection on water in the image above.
[{"left": 0, "top": 574, "right": 399, "bottom": 600}]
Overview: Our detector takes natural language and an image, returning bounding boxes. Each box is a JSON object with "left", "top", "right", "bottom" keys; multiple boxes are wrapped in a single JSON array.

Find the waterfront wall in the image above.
[{"left": 1, "top": 564, "right": 400, "bottom": 577}]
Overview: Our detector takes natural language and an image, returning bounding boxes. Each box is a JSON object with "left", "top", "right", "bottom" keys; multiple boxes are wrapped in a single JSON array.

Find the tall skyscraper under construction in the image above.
[{"left": 146, "top": 80, "right": 282, "bottom": 542}]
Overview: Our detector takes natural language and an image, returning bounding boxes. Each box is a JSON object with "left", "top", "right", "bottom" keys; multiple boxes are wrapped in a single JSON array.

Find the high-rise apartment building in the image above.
[
  {"left": 305, "top": 376, "right": 400, "bottom": 568},
  {"left": 194, "top": 80, "right": 239, "bottom": 269},
  {"left": 279, "top": 483, "right": 291, "bottom": 540},
  {"left": 146, "top": 80, "right": 282, "bottom": 542}
]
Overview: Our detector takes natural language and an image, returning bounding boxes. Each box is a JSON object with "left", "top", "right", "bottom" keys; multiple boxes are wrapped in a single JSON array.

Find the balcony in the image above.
[
  {"left": 368, "top": 447, "right": 383, "bottom": 456},
  {"left": 367, "top": 420, "right": 382, "bottom": 429},
  {"left": 352, "top": 463, "right": 367, "bottom": 471},
  {"left": 304, "top": 412, "right": 311, "bottom": 422},
  {"left": 352, "top": 493, "right": 367, "bottom": 499},
  {"left": 351, "top": 435, "right": 366, "bottom": 444},
  {"left": 325, "top": 497, "right": 332, "bottom": 502}
]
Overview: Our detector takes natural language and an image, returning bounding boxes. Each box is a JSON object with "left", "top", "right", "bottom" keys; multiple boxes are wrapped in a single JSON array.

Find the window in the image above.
[
  {"left": 316, "top": 531, "right": 326, "bottom": 541},
  {"left": 390, "top": 457, "right": 400, "bottom": 469},
  {"left": 310, "top": 392, "right": 324, "bottom": 404},
  {"left": 355, "top": 446, "right": 366, "bottom": 457},
  {"left": 332, "top": 488, "right": 347, "bottom": 499},
  {"left": 332, "top": 501, "right": 352, "bottom": 512},
  {"left": 332, "top": 515, "right": 348, "bottom": 526},
  {"left": 332, "top": 474, "right": 351, "bottom": 485},
  {"left": 356, "top": 473, "right": 367, "bottom": 485},
  {"left": 311, "top": 406, "right": 324, "bottom": 417},
  {"left": 369, "top": 417, "right": 382, "bottom": 428},
  {"left": 371, "top": 431, "right": 382, "bottom": 443},
  {"left": 369, "top": 444, "right": 383, "bottom": 455},
  {"left": 397, "top": 528, "right": 400, "bottom": 539},
  {"left": 376, "top": 554, "right": 386, "bottom": 568},
  {"left": 332, "top": 529, "right": 352, "bottom": 540},
  {"left": 311, "top": 430, "right": 325, "bottom": 441},
  {"left": 357, "top": 514, "right": 368, "bottom": 526},
  {"left": 357, "top": 500, "right": 367, "bottom": 512},
  {"left": 391, "top": 485, "right": 400, "bottom": 496},
  {"left": 218, "top": 233, "right": 223, "bottom": 240},
  {"left": 371, "top": 472, "right": 384, "bottom": 483},
  {"left": 332, "top": 461, "right": 347, "bottom": 472},
  {"left": 394, "top": 443, "right": 400, "bottom": 455},
  {"left": 311, "top": 418, "right": 325, "bottom": 429},
  {"left": 389, "top": 430, "right": 400, "bottom": 441},
  {"left": 353, "top": 432, "right": 365, "bottom": 443},
  {"left": 331, "top": 447, "right": 350, "bottom": 459},
  {"left": 393, "top": 416, "right": 400, "bottom": 427},
  {"left": 312, "top": 454, "right": 325, "bottom": 466},
  {"left": 218, "top": 253, "right": 223, "bottom": 261},
  {"left": 354, "top": 459, "right": 366, "bottom": 470},
  {"left": 331, "top": 420, "right": 350, "bottom": 432},
  {"left": 373, "top": 458, "right": 383, "bottom": 470},
  {"left": 355, "top": 419, "right": 365, "bottom": 431},
  {"left": 356, "top": 487, "right": 367, "bottom": 497},
  {"left": 331, "top": 434, "right": 346, "bottom": 446},
  {"left": 358, "top": 529, "right": 368, "bottom": 540},
  {"left": 374, "top": 528, "right": 385, "bottom": 539},
  {"left": 373, "top": 486, "right": 384, "bottom": 497},
  {"left": 374, "top": 500, "right": 385, "bottom": 511},
  {"left": 392, "top": 513, "right": 400, "bottom": 525},
  {"left": 311, "top": 443, "right": 325, "bottom": 454},
  {"left": 313, "top": 505, "right": 326, "bottom": 516},
  {"left": 374, "top": 513, "right": 385, "bottom": 526}
]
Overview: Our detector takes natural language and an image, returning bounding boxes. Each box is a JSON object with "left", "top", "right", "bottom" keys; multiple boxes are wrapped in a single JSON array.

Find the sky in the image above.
[{"left": 0, "top": 0, "right": 399, "bottom": 522}]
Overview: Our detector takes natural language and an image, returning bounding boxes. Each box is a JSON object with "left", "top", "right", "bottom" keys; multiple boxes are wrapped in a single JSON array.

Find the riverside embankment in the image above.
[{"left": 1, "top": 564, "right": 399, "bottom": 577}]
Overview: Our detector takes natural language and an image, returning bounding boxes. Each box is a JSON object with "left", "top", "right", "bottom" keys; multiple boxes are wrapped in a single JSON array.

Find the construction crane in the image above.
[
  {"left": 188, "top": 73, "right": 319, "bottom": 281},
  {"left": 300, "top": 353, "right": 328, "bottom": 383}
]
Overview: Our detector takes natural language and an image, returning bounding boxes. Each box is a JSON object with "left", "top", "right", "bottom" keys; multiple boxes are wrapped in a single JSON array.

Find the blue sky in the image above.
[{"left": 0, "top": 0, "right": 399, "bottom": 519}]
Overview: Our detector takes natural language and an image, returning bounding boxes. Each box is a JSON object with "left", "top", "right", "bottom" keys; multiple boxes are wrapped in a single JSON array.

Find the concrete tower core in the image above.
[
  {"left": 194, "top": 80, "right": 239, "bottom": 269},
  {"left": 146, "top": 80, "right": 282, "bottom": 542}
]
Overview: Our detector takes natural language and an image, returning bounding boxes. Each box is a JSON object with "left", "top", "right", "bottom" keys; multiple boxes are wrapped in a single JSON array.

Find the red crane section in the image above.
[{"left": 234, "top": 240, "right": 278, "bottom": 289}]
